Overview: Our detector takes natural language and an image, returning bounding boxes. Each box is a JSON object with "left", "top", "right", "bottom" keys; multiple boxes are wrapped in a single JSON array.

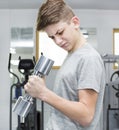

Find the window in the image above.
[{"left": 113, "top": 29, "right": 119, "bottom": 68}]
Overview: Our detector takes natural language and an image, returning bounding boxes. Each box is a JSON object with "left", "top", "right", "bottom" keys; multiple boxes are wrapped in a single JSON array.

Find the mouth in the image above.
[{"left": 61, "top": 43, "right": 68, "bottom": 49}]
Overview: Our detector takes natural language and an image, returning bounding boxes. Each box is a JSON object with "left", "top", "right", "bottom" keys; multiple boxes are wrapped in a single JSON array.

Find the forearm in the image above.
[{"left": 39, "top": 88, "right": 94, "bottom": 127}]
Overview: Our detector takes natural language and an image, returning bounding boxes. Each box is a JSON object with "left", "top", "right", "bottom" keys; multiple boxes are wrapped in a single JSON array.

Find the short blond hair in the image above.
[{"left": 36, "top": 0, "right": 75, "bottom": 31}]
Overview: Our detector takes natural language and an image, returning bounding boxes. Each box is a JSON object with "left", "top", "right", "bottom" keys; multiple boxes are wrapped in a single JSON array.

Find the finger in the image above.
[
  {"left": 24, "top": 84, "right": 28, "bottom": 91},
  {"left": 24, "top": 82, "right": 31, "bottom": 90}
]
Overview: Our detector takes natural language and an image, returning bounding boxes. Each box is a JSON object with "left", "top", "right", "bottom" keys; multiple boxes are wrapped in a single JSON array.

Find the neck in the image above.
[
  {"left": 77, "top": 33, "right": 87, "bottom": 48},
  {"left": 69, "top": 32, "right": 87, "bottom": 53}
]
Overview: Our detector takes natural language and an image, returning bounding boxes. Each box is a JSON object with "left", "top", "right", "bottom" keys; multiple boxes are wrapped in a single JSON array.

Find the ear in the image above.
[{"left": 71, "top": 16, "right": 80, "bottom": 29}]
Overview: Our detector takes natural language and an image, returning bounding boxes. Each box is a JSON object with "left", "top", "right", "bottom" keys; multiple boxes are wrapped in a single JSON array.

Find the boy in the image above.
[{"left": 25, "top": 0, "right": 105, "bottom": 130}]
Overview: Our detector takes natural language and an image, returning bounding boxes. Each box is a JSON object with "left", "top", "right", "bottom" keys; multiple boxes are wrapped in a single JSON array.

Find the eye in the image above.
[
  {"left": 58, "top": 30, "right": 64, "bottom": 35},
  {"left": 49, "top": 36, "right": 54, "bottom": 40}
]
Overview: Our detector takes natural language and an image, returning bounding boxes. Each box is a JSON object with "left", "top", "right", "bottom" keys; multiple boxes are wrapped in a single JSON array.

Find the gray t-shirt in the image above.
[{"left": 46, "top": 43, "right": 105, "bottom": 130}]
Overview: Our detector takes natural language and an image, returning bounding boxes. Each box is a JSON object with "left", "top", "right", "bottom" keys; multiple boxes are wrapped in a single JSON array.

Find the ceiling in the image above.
[{"left": 0, "top": 0, "right": 119, "bottom": 10}]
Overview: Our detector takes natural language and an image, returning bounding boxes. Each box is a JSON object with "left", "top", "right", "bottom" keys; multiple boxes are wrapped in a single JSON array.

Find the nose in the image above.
[{"left": 54, "top": 36, "right": 63, "bottom": 46}]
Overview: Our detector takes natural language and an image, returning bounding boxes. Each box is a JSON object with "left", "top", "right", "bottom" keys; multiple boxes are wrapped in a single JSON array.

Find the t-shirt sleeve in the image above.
[{"left": 77, "top": 54, "right": 103, "bottom": 93}]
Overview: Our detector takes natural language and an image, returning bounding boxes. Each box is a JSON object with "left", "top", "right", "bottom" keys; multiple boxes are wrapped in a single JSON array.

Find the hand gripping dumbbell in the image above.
[{"left": 12, "top": 55, "right": 54, "bottom": 118}]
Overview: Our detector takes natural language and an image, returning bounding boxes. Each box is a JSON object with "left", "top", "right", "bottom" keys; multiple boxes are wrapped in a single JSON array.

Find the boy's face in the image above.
[{"left": 44, "top": 16, "right": 80, "bottom": 52}]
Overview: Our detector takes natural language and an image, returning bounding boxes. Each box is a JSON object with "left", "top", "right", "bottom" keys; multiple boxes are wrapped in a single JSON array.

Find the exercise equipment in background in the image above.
[
  {"left": 8, "top": 53, "right": 40, "bottom": 130},
  {"left": 103, "top": 54, "right": 119, "bottom": 130}
]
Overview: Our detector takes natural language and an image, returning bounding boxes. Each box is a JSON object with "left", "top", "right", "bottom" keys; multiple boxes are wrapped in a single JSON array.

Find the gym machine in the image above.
[
  {"left": 102, "top": 54, "right": 119, "bottom": 130},
  {"left": 8, "top": 53, "right": 40, "bottom": 130},
  {"left": 107, "top": 71, "right": 119, "bottom": 130}
]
